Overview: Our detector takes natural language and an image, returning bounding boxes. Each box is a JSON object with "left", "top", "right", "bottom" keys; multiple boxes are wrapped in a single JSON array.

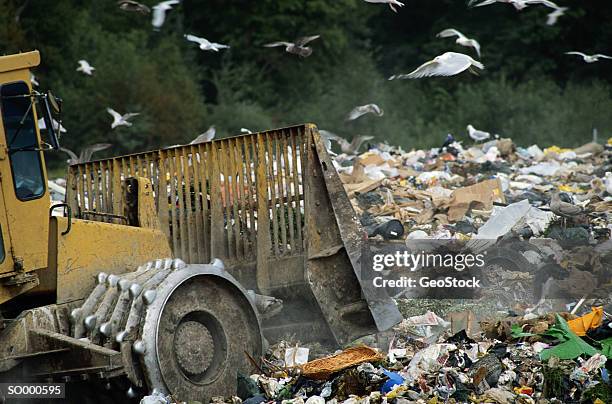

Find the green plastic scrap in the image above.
[
  {"left": 599, "top": 337, "right": 612, "bottom": 358},
  {"left": 539, "top": 314, "right": 600, "bottom": 360},
  {"left": 511, "top": 323, "right": 536, "bottom": 339}
]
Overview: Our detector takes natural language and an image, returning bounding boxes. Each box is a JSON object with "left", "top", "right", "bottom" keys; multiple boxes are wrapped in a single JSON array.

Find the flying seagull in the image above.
[
  {"left": 152, "top": 0, "right": 180, "bottom": 29},
  {"left": 470, "top": 0, "right": 558, "bottom": 11},
  {"left": 76, "top": 60, "right": 95, "bottom": 76},
  {"left": 338, "top": 135, "right": 373, "bottom": 154},
  {"left": 363, "top": 0, "right": 405, "bottom": 13},
  {"left": 346, "top": 104, "right": 384, "bottom": 121},
  {"left": 263, "top": 35, "right": 320, "bottom": 58},
  {"left": 38, "top": 118, "right": 67, "bottom": 133},
  {"left": 60, "top": 144, "right": 112, "bottom": 165},
  {"left": 185, "top": 34, "right": 230, "bottom": 52},
  {"left": 546, "top": 6, "right": 567, "bottom": 25},
  {"left": 107, "top": 108, "right": 139, "bottom": 129},
  {"left": 467, "top": 124, "right": 490, "bottom": 142},
  {"left": 565, "top": 52, "right": 612, "bottom": 63},
  {"left": 117, "top": 0, "right": 151, "bottom": 14},
  {"left": 389, "top": 52, "right": 484, "bottom": 80},
  {"left": 190, "top": 126, "right": 216, "bottom": 144},
  {"left": 437, "top": 29, "right": 481, "bottom": 57}
]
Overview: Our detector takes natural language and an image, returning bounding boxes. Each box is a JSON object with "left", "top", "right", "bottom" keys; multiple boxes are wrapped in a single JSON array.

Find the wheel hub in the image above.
[{"left": 174, "top": 319, "right": 214, "bottom": 377}]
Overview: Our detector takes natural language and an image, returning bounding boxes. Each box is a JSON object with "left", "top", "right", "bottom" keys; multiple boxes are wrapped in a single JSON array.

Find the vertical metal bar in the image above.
[
  {"left": 129, "top": 156, "right": 136, "bottom": 178},
  {"left": 228, "top": 138, "right": 243, "bottom": 261},
  {"left": 84, "top": 164, "right": 93, "bottom": 212},
  {"left": 190, "top": 145, "right": 204, "bottom": 262},
  {"left": 175, "top": 148, "right": 187, "bottom": 261},
  {"left": 255, "top": 133, "right": 272, "bottom": 293},
  {"left": 265, "top": 133, "right": 279, "bottom": 256},
  {"left": 182, "top": 147, "right": 196, "bottom": 263},
  {"left": 209, "top": 141, "right": 226, "bottom": 259},
  {"left": 157, "top": 151, "right": 171, "bottom": 243},
  {"left": 168, "top": 151, "right": 179, "bottom": 256},
  {"left": 281, "top": 135, "right": 295, "bottom": 250},
  {"left": 219, "top": 140, "right": 235, "bottom": 261},
  {"left": 66, "top": 166, "right": 78, "bottom": 215},
  {"left": 198, "top": 143, "right": 210, "bottom": 262},
  {"left": 274, "top": 133, "right": 288, "bottom": 253},
  {"left": 243, "top": 135, "right": 257, "bottom": 257},
  {"left": 112, "top": 159, "right": 122, "bottom": 219},
  {"left": 77, "top": 165, "right": 86, "bottom": 215},
  {"left": 236, "top": 137, "right": 250, "bottom": 258},
  {"left": 100, "top": 161, "right": 108, "bottom": 214},
  {"left": 290, "top": 129, "right": 303, "bottom": 251}
]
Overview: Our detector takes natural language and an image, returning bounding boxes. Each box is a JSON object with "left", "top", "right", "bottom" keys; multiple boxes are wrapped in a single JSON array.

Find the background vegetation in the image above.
[{"left": 1, "top": 0, "right": 611, "bottom": 171}]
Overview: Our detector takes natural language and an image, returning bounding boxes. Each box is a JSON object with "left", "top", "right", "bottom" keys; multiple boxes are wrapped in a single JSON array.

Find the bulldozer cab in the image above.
[{"left": 0, "top": 51, "right": 62, "bottom": 302}]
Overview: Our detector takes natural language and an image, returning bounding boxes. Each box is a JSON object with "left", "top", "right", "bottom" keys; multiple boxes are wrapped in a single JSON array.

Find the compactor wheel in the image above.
[{"left": 71, "top": 258, "right": 263, "bottom": 401}]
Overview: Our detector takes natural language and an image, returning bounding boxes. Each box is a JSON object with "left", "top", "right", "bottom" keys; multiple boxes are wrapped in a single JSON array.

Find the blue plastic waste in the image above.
[{"left": 381, "top": 369, "right": 404, "bottom": 393}]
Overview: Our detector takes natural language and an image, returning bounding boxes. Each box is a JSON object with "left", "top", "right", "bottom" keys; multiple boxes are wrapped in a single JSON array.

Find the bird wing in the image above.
[
  {"left": 295, "top": 35, "right": 320, "bottom": 46},
  {"left": 107, "top": 108, "right": 123, "bottom": 122},
  {"left": 594, "top": 54, "right": 612, "bottom": 59},
  {"left": 151, "top": 6, "right": 165, "bottom": 27},
  {"left": 79, "top": 143, "right": 112, "bottom": 163},
  {"left": 122, "top": 113, "right": 140, "bottom": 119},
  {"left": 437, "top": 28, "right": 464, "bottom": 39},
  {"left": 565, "top": 51, "right": 587, "bottom": 57},
  {"left": 369, "top": 104, "right": 384, "bottom": 116},
  {"left": 263, "top": 42, "right": 291, "bottom": 48},
  {"left": 346, "top": 106, "right": 366, "bottom": 120},
  {"left": 470, "top": 40, "right": 481, "bottom": 57},
  {"left": 472, "top": 0, "right": 499, "bottom": 7},
  {"left": 185, "top": 34, "right": 205, "bottom": 45},
  {"left": 524, "top": 0, "right": 557, "bottom": 8},
  {"left": 406, "top": 54, "right": 473, "bottom": 78},
  {"left": 318, "top": 130, "right": 342, "bottom": 142},
  {"left": 211, "top": 42, "right": 230, "bottom": 50},
  {"left": 59, "top": 147, "right": 78, "bottom": 163}
]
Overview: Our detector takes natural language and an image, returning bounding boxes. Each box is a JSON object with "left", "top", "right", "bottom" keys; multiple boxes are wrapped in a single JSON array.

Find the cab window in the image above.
[{"left": 1, "top": 81, "right": 45, "bottom": 200}]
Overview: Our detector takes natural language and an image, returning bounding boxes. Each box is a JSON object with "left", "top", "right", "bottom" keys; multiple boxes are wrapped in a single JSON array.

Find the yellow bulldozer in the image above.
[{"left": 0, "top": 51, "right": 401, "bottom": 401}]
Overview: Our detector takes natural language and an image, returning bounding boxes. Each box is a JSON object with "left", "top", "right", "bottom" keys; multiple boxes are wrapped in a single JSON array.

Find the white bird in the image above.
[
  {"left": 467, "top": 124, "right": 491, "bottom": 142},
  {"left": 185, "top": 34, "right": 230, "bottom": 52},
  {"left": 565, "top": 52, "right": 612, "bottom": 63},
  {"left": 38, "top": 117, "right": 67, "bottom": 133},
  {"left": 152, "top": 0, "right": 180, "bottom": 29},
  {"left": 437, "top": 29, "right": 481, "bottom": 57},
  {"left": 363, "top": 0, "right": 405, "bottom": 13},
  {"left": 546, "top": 6, "right": 567, "bottom": 25},
  {"left": 240, "top": 128, "right": 253, "bottom": 134},
  {"left": 107, "top": 108, "right": 139, "bottom": 129},
  {"left": 346, "top": 104, "right": 384, "bottom": 121},
  {"left": 263, "top": 35, "right": 320, "bottom": 58},
  {"left": 60, "top": 143, "right": 112, "bottom": 165},
  {"left": 389, "top": 52, "right": 484, "bottom": 80},
  {"left": 190, "top": 126, "right": 216, "bottom": 144},
  {"left": 471, "top": 0, "right": 558, "bottom": 11},
  {"left": 76, "top": 60, "right": 95, "bottom": 76},
  {"left": 30, "top": 73, "right": 39, "bottom": 87}
]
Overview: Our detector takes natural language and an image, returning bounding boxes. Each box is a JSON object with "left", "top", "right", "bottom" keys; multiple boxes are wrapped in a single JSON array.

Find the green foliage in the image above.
[{"left": 0, "top": 0, "right": 611, "bottom": 172}]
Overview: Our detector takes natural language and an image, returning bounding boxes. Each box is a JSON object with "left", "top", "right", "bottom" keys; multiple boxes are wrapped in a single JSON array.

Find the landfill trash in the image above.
[
  {"left": 140, "top": 391, "right": 171, "bottom": 404},
  {"left": 284, "top": 346, "right": 310, "bottom": 367},
  {"left": 209, "top": 136, "right": 612, "bottom": 404}
]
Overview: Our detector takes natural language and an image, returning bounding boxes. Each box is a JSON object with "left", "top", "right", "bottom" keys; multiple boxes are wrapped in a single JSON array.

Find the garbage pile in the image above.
[
  {"left": 141, "top": 136, "right": 612, "bottom": 404},
  {"left": 335, "top": 136, "right": 612, "bottom": 243}
]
